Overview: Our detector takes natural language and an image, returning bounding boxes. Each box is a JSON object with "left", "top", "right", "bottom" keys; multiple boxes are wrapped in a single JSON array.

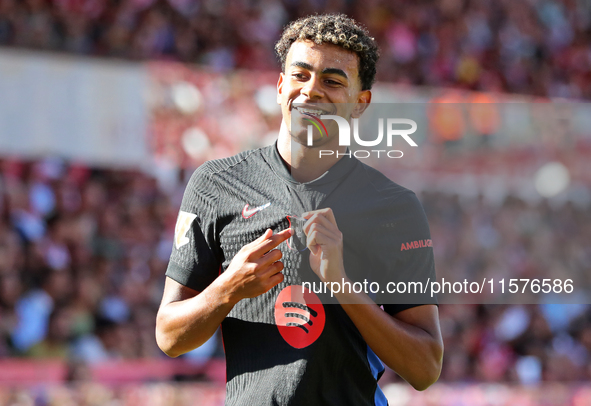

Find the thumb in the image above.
[{"left": 310, "top": 243, "right": 321, "bottom": 256}]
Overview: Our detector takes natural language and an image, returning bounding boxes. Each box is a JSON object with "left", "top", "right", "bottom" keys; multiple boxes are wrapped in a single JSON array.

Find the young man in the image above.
[{"left": 156, "top": 14, "right": 443, "bottom": 405}]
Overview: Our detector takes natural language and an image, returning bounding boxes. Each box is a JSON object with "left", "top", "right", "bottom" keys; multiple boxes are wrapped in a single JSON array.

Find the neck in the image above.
[{"left": 276, "top": 121, "right": 347, "bottom": 183}]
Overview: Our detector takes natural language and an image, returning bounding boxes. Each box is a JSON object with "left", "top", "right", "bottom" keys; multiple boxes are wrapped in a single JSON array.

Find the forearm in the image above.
[
  {"left": 156, "top": 229, "right": 290, "bottom": 358},
  {"left": 156, "top": 278, "right": 236, "bottom": 358},
  {"left": 301, "top": 208, "right": 442, "bottom": 388},
  {"left": 335, "top": 286, "right": 443, "bottom": 390}
]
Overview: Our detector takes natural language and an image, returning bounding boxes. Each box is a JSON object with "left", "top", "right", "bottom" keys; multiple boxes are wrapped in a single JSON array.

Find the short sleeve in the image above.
[
  {"left": 166, "top": 164, "right": 222, "bottom": 291},
  {"left": 376, "top": 191, "right": 438, "bottom": 315}
]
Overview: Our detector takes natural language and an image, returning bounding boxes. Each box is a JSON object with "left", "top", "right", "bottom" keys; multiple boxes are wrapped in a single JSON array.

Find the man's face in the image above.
[{"left": 277, "top": 40, "right": 371, "bottom": 147}]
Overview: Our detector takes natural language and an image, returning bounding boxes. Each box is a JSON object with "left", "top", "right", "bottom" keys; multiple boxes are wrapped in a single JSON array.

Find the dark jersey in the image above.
[{"left": 166, "top": 144, "right": 436, "bottom": 406}]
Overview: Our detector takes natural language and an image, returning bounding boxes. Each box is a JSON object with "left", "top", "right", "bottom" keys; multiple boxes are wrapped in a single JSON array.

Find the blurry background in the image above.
[{"left": 1, "top": 0, "right": 591, "bottom": 405}]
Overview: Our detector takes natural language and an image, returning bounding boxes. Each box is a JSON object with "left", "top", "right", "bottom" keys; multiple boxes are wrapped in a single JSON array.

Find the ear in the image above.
[
  {"left": 351, "top": 90, "right": 372, "bottom": 118},
  {"left": 277, "top": 72, "right": 284, "bottom": 105}
]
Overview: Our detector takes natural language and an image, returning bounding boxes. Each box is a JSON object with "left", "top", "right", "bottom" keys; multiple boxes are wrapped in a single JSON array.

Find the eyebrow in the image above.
[{"left": 290, "top": 61, "right": 349, "bottom": 81}]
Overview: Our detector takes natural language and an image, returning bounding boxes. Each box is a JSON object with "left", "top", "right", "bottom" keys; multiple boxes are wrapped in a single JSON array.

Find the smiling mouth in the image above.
[{"left": 293, "top": 106, "right": 332, "bottom": 117}]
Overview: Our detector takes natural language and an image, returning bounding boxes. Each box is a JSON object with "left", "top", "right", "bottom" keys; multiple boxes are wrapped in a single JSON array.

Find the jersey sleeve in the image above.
[
  {"left": 377, "top": 191, "right": 438, "bottom": 316},
  {"left": 166, "top": 164, "right": 223, "bottom": 292}
]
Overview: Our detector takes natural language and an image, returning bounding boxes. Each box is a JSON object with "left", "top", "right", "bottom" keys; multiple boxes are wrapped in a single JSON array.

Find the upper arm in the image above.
[
  {"left": 159, "top": 276, "right": 201, "bottom": 309},
  {"left": 393, "top": 304, "right": 443, "bottom": 347},
  {"left": 166, "top": 165, "right": 222, "bottom": 291},
  {"left": 371, "top": 191, "right": 437, "bottom": 307}
]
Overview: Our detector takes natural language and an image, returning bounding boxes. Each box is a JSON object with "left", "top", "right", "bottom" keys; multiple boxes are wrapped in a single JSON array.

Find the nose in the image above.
[{"left": 300, "top": 75, "right": 323, "bottom": 100}]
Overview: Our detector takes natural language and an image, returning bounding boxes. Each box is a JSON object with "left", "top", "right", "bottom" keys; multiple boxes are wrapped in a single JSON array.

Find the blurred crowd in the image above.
[
  {"left": 422, "top": 192, "right": 591, "bottom": 384},
  {"left": 1, "top": 0, "right": 591, "bottom": 391},
  {"left": 1, "top": 157, "right": 590, "bottom": 385},
  {"left": 0, "top": 158, "right": 175, "bottom": 364},
  {"left": 1, "top": 382, "right": 591, "bottom": 406},
  {"left": 1, "top": 0, "right": 591, "bottom": 99}
]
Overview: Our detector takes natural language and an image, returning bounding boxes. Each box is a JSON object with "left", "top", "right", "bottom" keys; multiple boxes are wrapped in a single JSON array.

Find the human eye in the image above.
[
  {"left": 325, "top": 79, "right": 343, "bottom": 87},
  {"left": 292, "top": 72, "right": 308, "bottom": 80}
]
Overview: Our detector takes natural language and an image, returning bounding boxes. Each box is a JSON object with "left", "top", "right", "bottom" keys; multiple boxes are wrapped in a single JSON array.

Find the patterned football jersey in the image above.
[{"left": 167, "top": 143, "right": 436, "bottom": 406}]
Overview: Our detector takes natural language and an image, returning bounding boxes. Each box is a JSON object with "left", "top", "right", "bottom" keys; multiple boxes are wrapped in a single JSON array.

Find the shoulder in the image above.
[
  {"left": 353, "top": 160, "right": 422, "bottom": 208},
  {"left": 194, "top": 146, "right": 268, "bottom": 176},
  {"left": 202, "top": 146, "right": 269, "bottom": 174},
  {"left": 186, "top": 145, "right": 271, "bottom": 186},
  {"left": 180, "top": 146, "right": 271, "bottom": 211}
]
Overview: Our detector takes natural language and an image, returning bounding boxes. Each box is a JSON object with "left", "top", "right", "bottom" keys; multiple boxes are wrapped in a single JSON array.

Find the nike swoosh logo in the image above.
[{"left": 242, "top": 202, "right": 271, "bottom": 219}]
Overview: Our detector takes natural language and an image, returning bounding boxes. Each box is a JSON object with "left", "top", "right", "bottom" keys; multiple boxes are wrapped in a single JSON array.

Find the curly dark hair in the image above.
[{"left": 275, "top": 14, "right": 380, "bottom": 91}]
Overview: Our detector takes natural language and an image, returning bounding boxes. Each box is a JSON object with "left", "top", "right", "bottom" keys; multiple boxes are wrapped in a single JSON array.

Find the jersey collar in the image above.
[{"left": 263, "top": 142, "right": 358, "bottom": 187}]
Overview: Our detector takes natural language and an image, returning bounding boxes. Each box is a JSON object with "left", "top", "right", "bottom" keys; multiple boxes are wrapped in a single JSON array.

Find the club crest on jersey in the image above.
[
  {"left": 241, "top": 202, "right": 271, "bottom": 219},
  {"left": 174, "top": 211, "right": 197, "bottom": 249}
]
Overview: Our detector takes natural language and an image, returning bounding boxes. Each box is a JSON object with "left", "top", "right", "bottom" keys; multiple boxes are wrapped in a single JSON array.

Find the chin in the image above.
[{"left": 288, "top": 131, "right": 312, "bottom": 146}]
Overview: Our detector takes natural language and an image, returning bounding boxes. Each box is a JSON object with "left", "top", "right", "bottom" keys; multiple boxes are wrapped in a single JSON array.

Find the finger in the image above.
[
  {"left": 302, "top": 213, "right": 339, "bottom": 236},
  {"left": 304, "top": 221, "right": 332, "bottom": 240},
  {"left": 251, "top": 228, "right": 292, "bottom": 256},
  {"left": 306, "top": 227, "right": 338, "bottom": 255},
  {"left": 259, "top": 260, "right": 284, "bottom": 278},
  {"left": 265, "top": 270, "right": 285, "bottom": 290},
  {"left": 303, "top": 208, "right": 337, "bottom": 226},
  {"left": 248, "top": 228, "right": 273, "bottom": 247},
  {"left": 256, "top": 248, "right": 282, "bottom": 268},
  {"left": 302, "top": 210, "right": 339, "bottom": 235}
]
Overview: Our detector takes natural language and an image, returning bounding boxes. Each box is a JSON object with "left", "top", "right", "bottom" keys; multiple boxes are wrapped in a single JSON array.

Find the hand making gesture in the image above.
[{"left": 302, "top": 208, "right": 346, "bottom": 285}]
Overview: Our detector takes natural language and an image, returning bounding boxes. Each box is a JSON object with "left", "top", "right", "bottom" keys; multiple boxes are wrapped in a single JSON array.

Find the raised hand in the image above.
[
  {"left": 302, "top": 208, "right": 346, "bottom": 284},
  {"left": 219, "top": 228, "right": 292, "bottom": 303}
]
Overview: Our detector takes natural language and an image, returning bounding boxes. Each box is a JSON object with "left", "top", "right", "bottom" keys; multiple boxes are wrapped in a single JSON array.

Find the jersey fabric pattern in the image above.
[{"left": 166, "top": 144, "right": 436, "bottom": 406}]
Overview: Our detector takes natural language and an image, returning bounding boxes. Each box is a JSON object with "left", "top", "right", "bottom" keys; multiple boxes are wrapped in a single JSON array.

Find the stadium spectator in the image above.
[
  {"left": 1, "top": 0, "right": 591, "bottom": 389},
  {"left": 1, "top": 0, "right": 590, "bottom": 98},
  {"left": 1, "top": 157, "right": 591, "bottom": 384}
]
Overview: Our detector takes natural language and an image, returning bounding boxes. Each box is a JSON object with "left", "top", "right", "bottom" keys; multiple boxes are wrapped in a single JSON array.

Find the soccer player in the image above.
[{"left": 156, "top": 14, "right": 443, "bottom": 405}]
